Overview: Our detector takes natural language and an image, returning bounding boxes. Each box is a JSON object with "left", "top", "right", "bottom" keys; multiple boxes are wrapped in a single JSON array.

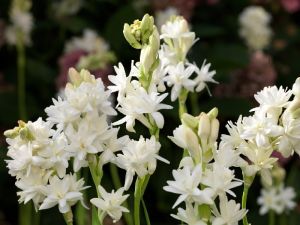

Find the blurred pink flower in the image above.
[
  {"left": 272, "top": 151, "right": 291, "bottom": 166},
  {"left": 56, "top": 50, "right": 112, "bottom": 89},
  {"left": 214, "top": 51, "right": 277, "bottom": 99},
  {"left": 152, "top": 0, "right": 219, "bottom": 21},
  {"left": 281, "top": 0, "right": 300, "bottom": 13}
]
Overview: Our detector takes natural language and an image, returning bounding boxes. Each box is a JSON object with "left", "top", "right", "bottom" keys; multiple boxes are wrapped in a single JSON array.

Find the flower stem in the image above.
[
  {"left": 19, "top": 203, "right": 32, "bottom": 225},
  {"left": 178, "top": 88, "right": 188, "bottom": 118},
  {"left": 242, "top": 174, "right": 255, "bottom": 225},
  {"left": 63, "top": 211, "right": 74, "bottom": 225},
  {"left": 134, "top": 177, "right": 143, "bottom": 225},
  {"left": 269, "top": 210, "right": 275, "bottom": 225},
  {"left": 16, "top": 36, "right": 27, "bottom": 121},
  {"left": 110, "top": 163, "right": 133, "bottom": 225}
]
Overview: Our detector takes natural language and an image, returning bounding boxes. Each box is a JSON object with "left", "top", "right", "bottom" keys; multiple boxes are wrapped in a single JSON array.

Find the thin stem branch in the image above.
[{"left": 134, "top": 177, "right": 143, "bottom": 225}]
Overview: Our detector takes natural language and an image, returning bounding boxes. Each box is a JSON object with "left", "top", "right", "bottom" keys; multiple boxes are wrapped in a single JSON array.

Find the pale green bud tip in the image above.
[
  {"left": 68, "top": 68, "right": 96, "bottom": 87},
  {"left": 292, "top": 77, "right": 300, "bottom": 98},
  {"left": 123, "top": 23, "right": 142, "bottom": 49},
  {"left": 123, "top": 14, "right": 157, "bottom": 48},
  {"left": 198, "top": 113, "right": 211, "bottom": 139},
  {"left": 209, "top": 119, "right": 220, "bottom": 143},
  {"left": 207, "top": 107, "right": 218, "bottom": 119},
  {"left": 4, "top": 129, "right": 17, "bottom": 138},
  {"left": 181, "top": 113, "right": 199, "bottom": 129}
]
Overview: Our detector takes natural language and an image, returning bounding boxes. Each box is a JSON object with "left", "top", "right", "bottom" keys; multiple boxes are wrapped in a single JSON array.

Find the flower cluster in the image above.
[
  {"left": 5, "top": 0, "right": 34, "bottom": 46},
  {"left": 159, "top": 16, "right": 217, "bottom": 101},
  {"left": 221, "top": 79, "right": 300, "bottom": 185},
  {"left": 165, "top": 109, "right": 247, "bottom": 225},
  {"left": 239, "top": 6, "right": 272, "bottom": 51}
]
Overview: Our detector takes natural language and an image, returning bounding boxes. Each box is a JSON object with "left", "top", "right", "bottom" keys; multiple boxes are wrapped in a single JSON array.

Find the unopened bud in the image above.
[
  {"left": 292, "top": 77, "right": 300, "bottom": 99},
  {"left": 184, "top": 125, "right": 201, "bottom": 162},
  {"left": 207, "top": 107, "right": 218, "bottom": 120},
  {"left": 198, "top": 113, "right": 211, "bottom": 142},
  {"left": 123, "top": 23, "right": 142, "bottom": 49},
  {"left": 209, "top": 118, "right": 219, "bottom": 144},
  {"left": 181, "top": 113, "right": 199, "bottom": 130},
  {"left": 140, "top": 14, "right": 154, "bottom": 44}
]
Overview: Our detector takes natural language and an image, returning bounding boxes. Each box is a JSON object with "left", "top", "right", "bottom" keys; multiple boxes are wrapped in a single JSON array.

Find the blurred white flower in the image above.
[
  {"left": 239, "top": 6, "right": 272, "bottom": 51},
  {"left": 155, "top": 7, "right": 179, "bottom": 31},
  {"left": 257, "top": 185, "right": 296, "bottom": 215}
]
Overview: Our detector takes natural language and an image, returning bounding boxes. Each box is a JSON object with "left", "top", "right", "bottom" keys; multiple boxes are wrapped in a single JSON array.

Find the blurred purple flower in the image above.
[
  {"left": 214, "top": 51, "right": 277, "bottom": 99},
  {"left": 56, "top": 50, "right": 113, "bottom": 89},
  {"left": 281, "top": 0, "right": 300, "bottom": 13}
]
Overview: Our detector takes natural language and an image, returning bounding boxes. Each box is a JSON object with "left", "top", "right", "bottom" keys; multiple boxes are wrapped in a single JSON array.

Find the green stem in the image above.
[
  {"left": 134, "top": 177, "right": 143, "bottom": 225},
  {"left": 269, "top": 210, "right": 275, "bottom": 225},
  {"left": 19, "top": 203, "right": 32, "bottom": 225},
  {"left": 141, "top": 198, "right": 151, "bottom": 225},
  {"left": 32, "top": 211, "right": 40, "bottom": 225},
  {"left": 178, "top": 89, "right": 188, "bottom": 118},
  {"left": 109, "top": 164, "right": 133, "bottom": 225},
  {"left": 63, "top": 211, "right": 74, "bottom": 225},
  {"left": 242, "top": 174, "right": 255, "bottom": 225},
  {"left": 16, "top": 36, "right": 27, "bottom": 120}
]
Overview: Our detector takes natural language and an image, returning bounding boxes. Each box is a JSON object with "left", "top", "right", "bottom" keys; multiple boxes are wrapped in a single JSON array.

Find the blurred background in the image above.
[{"left": 1, "top": 0, "right": 300, "bottom": 224}]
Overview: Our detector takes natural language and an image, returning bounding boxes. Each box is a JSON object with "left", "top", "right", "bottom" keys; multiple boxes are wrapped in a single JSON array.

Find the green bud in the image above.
[
  {"left": 181, "top": 113, "right": 199, "bottom": 130},
  {"left": 4, "top": 128, "right": 19, "bottom": 139},
  {"left": 123, "top": 23, "right": 142, "bottom": 49},
  {"left": 140, "top": 14, "right": 154, "bottom": 44},
  {"left": 184, "top": 125, "right": 201, "bottom": 163},
  {"left": 207, "top": 107, "right": 218, "bottom": 120},
  {"left": 68, "top": 68, "right": 96, "bottom": 87}
]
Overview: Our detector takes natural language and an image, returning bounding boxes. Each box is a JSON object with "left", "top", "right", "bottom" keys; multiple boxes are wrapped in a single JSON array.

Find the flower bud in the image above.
[
  {"left": 123, "top": 23, "right": 142, "bottom": 49},
  {"left": 209, "top": 118, "right": 219, "bottom": 144},
  {"left": 292, "top": 77, "right": 300, "bottom": 99},
  {"left": 184, "top": 125, "right": 201, "bottom": 162},
  {"left": 68, "top": 68, "right": 96, "bottom": 87},
  {"left": 181, "top": 113, "right": 199, "bottom": 130},
  {"left": 198, "top": 113, "right": 211, "bottom": 143},
  {"left": 140, "top": 14, "right": 154, "bottom": 44},
  {"left": 207, "top": 107, "right": 218, "bottom": 120}
]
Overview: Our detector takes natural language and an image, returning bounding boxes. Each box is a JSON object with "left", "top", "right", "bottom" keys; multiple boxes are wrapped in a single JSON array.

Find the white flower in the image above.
[
  {"left": 160, "top": 16, "right": 194, "bottom": 40},
  {"left": 221, "top": 116, "right": 244, "bottom": 149},
  {"left": 191, "top": 60, "right": 217, "bottom": 92},
  {"left": 155, "top": 7, "right": 179, "bottom": 30},
  {"left": 16, "top": 167, "right": 51, "bottom": 209},
  {"left": 39, "top": 174, "right": 87, "bottom": 213},
  {"left": 240, "top": 114, "right": 283, "bottom": 147},
  {"left": 90, "top": 186, "right": 129, "bottom": 223},
  {"left": 202, "top": 163, "right": 242, "bottom": 198},
  {"left": 65, "top": 29, "right": 109, "bottom": 54},
  {"left": 38, "top": 133, "right": 70, "bottom": 177},
  {"left": 108, "top": 62, "right": 136, "bottom": 101},
  {"left": 171, "top": 203, "right": 207, "bottom": 225},
  {"left": 164, "top": 62, "right": 196, "bottom": 101},
  {"left": 279, "top": 111, "right": 300, "bottom": 157},
  {"left": 113, "top": 84, "right": 172, "bottom": 132},
  {"left": 278, "top": 185, "right": 296, "bottom": 211},
  {"left": 212, "top": 195, "right": 247, "bottom": 225},
  {"left": 65, "top": 115, "right": 110, "bottom": 172},
  {"left": 253, "top": 86, "right": 292, "bottom": 119},
  {"left": 214, "top": 144, "right": 246, "bottom": 168},
  {"left": 163, "top": 165, "right": 214, "bottom": 208},
  {"left": 99, "top": 128, "right": 130, "bottom": 166},
  {"left": 116, "top": 136, "right": 169, "bottom": 190}
]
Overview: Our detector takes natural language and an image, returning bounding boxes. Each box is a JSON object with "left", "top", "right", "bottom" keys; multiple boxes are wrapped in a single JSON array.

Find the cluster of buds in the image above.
[{"left": 124, "top": 14, "right": 160, "bottom": 89}]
